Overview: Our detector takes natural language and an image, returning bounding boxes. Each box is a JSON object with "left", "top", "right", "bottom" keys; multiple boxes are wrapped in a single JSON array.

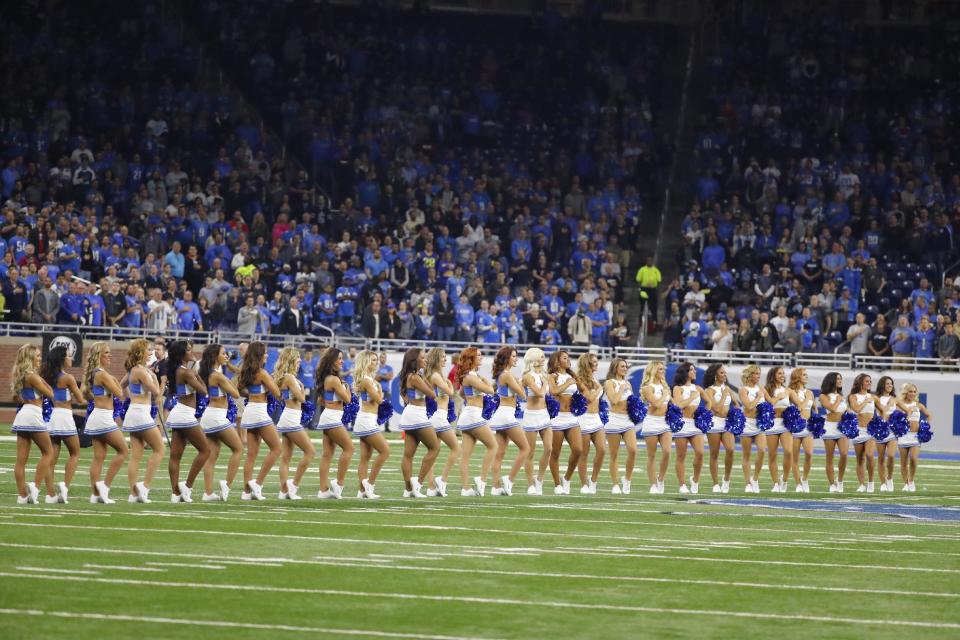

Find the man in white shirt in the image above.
[
  {"left": 770, "top": 305, "right": 789, "bottom": 336},
  {"left": 846, "top": 312, "right": 872, "bottom": 355},
  {"left": 145, "top": 289, "right": 173, "bottom": 331}
]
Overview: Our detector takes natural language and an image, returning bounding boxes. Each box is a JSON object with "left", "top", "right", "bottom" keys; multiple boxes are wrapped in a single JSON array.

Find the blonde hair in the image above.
[
  {"left": 788, "top": 367, "right": 806, "bottom": 390},
  {"left": 11, "top": 344, "right": 38, "bottom": 397},
  {"left": 575, "top": 353, "right": 599, "bottom": 391},
  {"left": 641, "top": 361, "right": 665, "bottom": 388},
  {"left": 741, "top": 364, "right": 761, "bottom": 386},
  {"left": 898, "top": 382, "right": 918, "bottom": 403},
  {"left": 522, "top": 348, "right": 544, "bottom": 376},
  {"left": 272, "top": 347, "right": 300, "bottom": 382},
  {"left": 125, "top": 338, "right": 150, "bottom": 371},
  {"left": 352, "top": 350, "right": 380, "bottom": 394},
  {"left": 81, "top": 342, "right": 109, "bottom": 398},
  {"left": 423, "top": 348, "right": 445, "bottom": 382}
]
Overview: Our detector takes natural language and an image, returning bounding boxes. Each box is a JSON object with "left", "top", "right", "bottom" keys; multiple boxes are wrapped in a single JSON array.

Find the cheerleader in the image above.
[
  {"left": 353, "top": 350, "right": 391, "bottom": 499},
  {"left": 81, "top": 343, "right": 129, "bottom": 504},
  {"left": 237, "top": 342, "right": 282, "bottom": 500},
  {"left": 546, "top": 350, "right": 582, "bottom": 495},
  {"left": 738, "top": 365, "right": 766, "bottom": 493},
  {"left": 671, "top": 362, "right": 704, "bottom": 494},
  {"left": 424, "top": 347, "right": 461, "bottom": 497},
  {"left": 848, "top": 374, "right": 878, "bottom": 493},
  {"left": 702, "top": 364, "right": 736, "bottom": 494},
  {"left": 121, "top": 339, "right": 164, "bottom": 503},
  {"left": 11, "top": 345, "right": 56, "bottom": 504},
  {"left": 313, "top": 348, "right": 355, "bottom": 499},
  {"left": 639, "top": 361, "right": 671, "bottom": 494},
  {"left": 763, "top": 366, "right": 793, "bottom": 493},
  {"left": 874, "top": 376, "right": 898, "bottom": 492},
  {"left": 489, "top": 347, "right": 531, "bottom": 497},
  {"left": 455, "top": 347, "right": 498, "bottom": 496},
  {"left": 164, "top": 340, "right": 211, "bottom": 503},
  {"left": 787, "top": 368, "right": 815, "bottom": 493},
  {"left": 819, "top": 372, "right": 849, "bottom": 493},
  {"left": 603, "top": 358, "right": 636, "bottom": 495},
  {"left": 574, "top": 354, "right": 606, "bottom": 494},
  {"left": 397, "top": 348, "right": 440, "bottom": 498},
  {"left": 895, "top": 383, "right": 929, "bottom": 492},
  {"left": 198, "top": 344, "right": 244, "bottom": 501},
  {"left": 520, "top": 348, "right": 551, "bottom": 496},
  {"left": 40, "top": 346, "right": 83, "bottom": 503},
  {"left": 272, "top": 348, "right": 316, "bottom": 499}
]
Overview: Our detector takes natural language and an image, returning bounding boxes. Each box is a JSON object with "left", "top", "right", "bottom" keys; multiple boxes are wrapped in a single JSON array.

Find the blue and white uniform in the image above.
[
  {"left": 276, "top": 376, "right": 305, "bottom": 434},
  {"left": 851, "top": 393, "right": 875, "bottom": 445},
  {"left": 640, "top": 384, "right": 670, "bottom": 436},
  {"left": 457, "top": 382, "right": 486, "bottom": 432},
  {"left": 766, "top": 387, "right": 789, "bottom": 436},
  {"left": 12, "top": 386, "right": 47, "bottom": 433},
  {"left": 49, "top": 375, "right": 79, "bottom": 437},
  {"left": 85, "top": 370, "right": 119, "bottom": 436},
  {"left": 521, "top": 373, "right": 550, "bottom": 433},
  {"left": 241, "top": 383, "right": 275, "bottom": 430},
  {"left": 792, "top": 389, "right": 812, "bottom": 439},
  {"left": 200, "top": 375, "right": 234, "bottom": 434},
  {"left": 167, "top": 371, "right": 200, "bottom": 430},
  {"left": 876, "top": 396, "right": 897, "bottom": 444},
  {"left": 399, "top": 377, "right": 431, "bottom": 432},
  {"left": 604, "top": 379, "right": 633, "bottom": 435},
  {"left": 898, "top": 402, "right": 921, "bottom": 448},
  {"left": 489, "top": 378, "right": 520, "bottom": 432},
  {"left": 354, "top": 377, "right": 382, "bottom": 438},
  {"left": 673, "top": 384, "right": 701, "bottom": 439},
  {"left": 551, "top": 373, "right": 578, "bottom": 431},
  {"left": 741, "top": 385, "right": 763, "bottom": 437},
  {"left": 430, "top": 382, "right": 455, "bottom": 435},
  {"left": 821, "top": 394, "right": 848, "bottom": 441},
  {"left": 707, "top": 385, "right": 730, "bottom": 434},
  {"left": 123, "top": 379, "right": 156, "bottom": 433},
  {"left": 313, "top": 387, "right": 344, "bottom": 431}
]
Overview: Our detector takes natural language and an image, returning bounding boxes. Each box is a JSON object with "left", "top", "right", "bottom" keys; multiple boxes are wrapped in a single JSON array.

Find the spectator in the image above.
[
  {"left": 567, "top": 307, "right": 591, "bottom": 346},
  {"left": 414, "top": 303, "right": 435, "bottom": 340},
  {"left": 868, "top": 314, "right": 892, "bottom": 357},
  {"left": 710, "top": 318, "right": 733, "bottom": 352},
  {"left": 915, "top": 315, "right": 936, "bottom": 359},
  {"left": 781, "top": 317, "right": 803, "bottom": 354},
  {"left": 237, "top": 295, "right": 260, "bottom": 334},
  {"left": 890, "top": 315, "right": 916, "bottom": 368},
  {"left": 846, "top": 313, "right": 871, "bottom": 355},
  {"left": 938, "top": 323, "right": 959, "bottom": 370},
  {"left": 750, "top": 311, "right": 779, "bottom": 352},
  {"left": 30, "top": 275, "right": 59, "bottom": 324},
  {"left": 361, "top": 299, "right": 386, "bottom": 339},
  {"left": 278, "top": 296, "right": 306, "bottom": 335},
  {"left": 176, "top": 290, "right": 202, "bottom": 331}
]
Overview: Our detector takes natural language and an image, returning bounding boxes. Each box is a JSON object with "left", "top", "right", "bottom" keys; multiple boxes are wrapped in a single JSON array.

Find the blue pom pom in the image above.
[
  {"left": 86, "top": 399, "right": 94, "bottom": 418},
  {"left": 150, "top": 404, "right": 158, "bottom": 420},
  {"left": 266, "top": 393, "right": 283, "bottom": 418},
  {"left": 725, "top": 406, "right": 745, "bottom": 435},
  {"left": 300, "top": 400, "right": 316, "bottom": 427},
  {"left": 425, "top": 396, "right": 437, "bottom": 418},
  {"left": 807, "top": 414, "right": 826, "bottom": 438},
  {"left": 118, "top": 398, "right": 131, "bottom": 421},
  {"left": 598, "top": 399, "right": 609, "bottom": 425},
  {"left": 447, "top": 398, "right": 457, "bottom": 424},
  {"left": 627, "top": 395, "right": 647, "bottom": 425},
  {"left": 482, "top": 394, "right": 500, "bottom": 420},
  {"left": 694, "top": 402, "right": 713, "bottom": 433},
  {"left": 341, "top": 393, "right": 360, "bottom": 426},
  {"left": 838, "top": 412, "right": 860, "bottom": 439},
  {"left": 515, "top": 401, "right": 524, "bottom": 421},
  {"left": 194, "top": 394, "right": 208, "bottom": 419},
  {"left": 112, "top": 397, "right": 124, "bottom": 420},
  {"left": 783, "top": 406, "right": 806, "bottom": 434},
  {"left": 42, "top": 398, "right": 53, "bottom": 422},
  {"left": 164, "top": 396, "right": 178, "bottom": 411},
  {"left": 377, "top": 399, "right": 395, "bottom": 426},
  {"left": 889, "top": 410, "right": 909, "bottom": 437},
  {"left": 545, "top": 394, "right": 560, "bottom": 419},
  {"left": 665, "top": 403, "right": 684, "bottom": 433},
  {"left": 756, "top": 402, "right": 775, "bottom": 431},
  {"left": 226, "top": 396, "right": 238, "bottom": 422},
  {"left": 917, "top": 418, "right": 932, "bottom": 444},
  {"left": 570, "top": 391, "right": 588, "bottom": 417},
  {"left": 867, "top": 415, "right": 890, "bottom": 441}
]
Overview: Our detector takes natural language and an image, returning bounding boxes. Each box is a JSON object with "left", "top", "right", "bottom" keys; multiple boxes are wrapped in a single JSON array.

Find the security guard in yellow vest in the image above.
[{"left": 635, "top": 256, "right": 662, "bottom": 322}]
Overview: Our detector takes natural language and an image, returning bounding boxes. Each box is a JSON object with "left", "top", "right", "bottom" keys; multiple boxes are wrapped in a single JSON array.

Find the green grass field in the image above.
[{"left": 0, "top": 433, "right": 958, "bottom": 639}]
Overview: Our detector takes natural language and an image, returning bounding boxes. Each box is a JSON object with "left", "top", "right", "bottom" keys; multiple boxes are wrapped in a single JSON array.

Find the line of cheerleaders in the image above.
[{"left": 9, "top": 340, "right": 934, "bottom": 504}]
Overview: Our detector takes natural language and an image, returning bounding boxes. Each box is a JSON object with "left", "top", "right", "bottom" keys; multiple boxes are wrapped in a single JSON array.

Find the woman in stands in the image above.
[
  {"left": 874, "top": 376, "right": 898, "bottom": 492},
  {"left": 121, "top": 339, "right": 164, "bottom": 503},
  {"left": 424, "top": 347, "right": 460, "bottom": 497},
  {"left": 702, "top": 363, "right": 736, "bottom": 494},
  {"left": 11, "top": 344, "right": 56, "bottom": 504},
  {"left": 640, "top": 361, "right": 671, "bottom": 494},
  {"left": 81, "top": 342, "right": 128, "bottom": 504},
  {"left": 237, "top": 341, "right": 282, "bottom": 500},
  {"left": 352, "top": 350, "right": 391, "bottom": 499},
  {"left": 488, "top": 347, "right": 531, "bottom": 497},
  {"left": 848, "top": 373, "right": 878, "bottom": 493},
  {"left": 574, "top": 353, "right": 606, "bottom": 495},
  {"left": 738, "top": 365, "right": 766, "bottom": 493},
  {"left": 456, "top": 346, "right": 497, "bottom": 496},
  {"left": 787, "top": 368, "right": 816, "bottom": 493},
  {"left": 165, "top": 340, "right": 210, "bottom": 503},
  {"left": 604, "top": 358, "right": 637, "bottom": 495},
  {"left": 397, "top": 348, "right": 440, "bottom": 498},
  {"left": 763, "top": 366, "right": 793, "bottom": 493},
  {"left": 521, "top": 348, "right": 551, "bottom": 495},
  {"left": 671, "top": 362, "right": 704, "bottom": 494},
  {"left": 274, "top": 347, "right": 316, "bottom": 500},
  {"left": 41, "top": 345, "right": 83, "bottom": 504},
  {"left": 547, "top": 350, "right": 581, "bottom": 495},
  {"left": 896, "top": 382, "right": 930, "bottom": 492},
  {"left": 313, "top": 347, "right": 355, "bottom": 499},
  {"left": 198, "top": 344, "right": 244, "bottom": 501},
  {"left": 819, "top": 372, "right": 850, "bottom": 493}
]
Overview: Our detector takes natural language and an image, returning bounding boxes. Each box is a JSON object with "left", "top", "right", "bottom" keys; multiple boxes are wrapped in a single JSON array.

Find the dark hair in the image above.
[
  {"left": 875, "top": 375, "right": 895, "bottom": 397},
  {"left": 165, "top": 340, "right": 189, "bottom": 400},
  {"left": 547, "top": 350, "right": 571, "bottom": 375},
  {"left": 40, "top": 346, "right": 68, "bottom": 388},
  {"left": 764, "top": 366, "right": 783, "bottom": 395},
  {"left": 702, "top": 363, "right": 724, "bottom": 389},
  {"left": 491, "top": 347, "right": 515, "bottom": 381},
  {"left": 238, "top": 342, "right": 266, "bottom": 392},
  {"left": 399, "top": 348, "right": 421, "bottom": 399},
  {"left": 820, "top": 372, "right": 842, "bottom": 395},
  {"left": 850, "top": 373, "right": 871, "bottom": 395},
  {"left": 198, "top": 344, "right": 223, "bottom": 388},
  {"left": 314, "top": 348, "right": 342, "bottom": 399},
  {"left": 672, "top": 362, "right": 695, "bottom": 388}
]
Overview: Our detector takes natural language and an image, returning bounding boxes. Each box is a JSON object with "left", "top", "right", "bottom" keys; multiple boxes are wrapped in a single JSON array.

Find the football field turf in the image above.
[{"left": 0, "top": 434, "right": 958, "bottom": 639}]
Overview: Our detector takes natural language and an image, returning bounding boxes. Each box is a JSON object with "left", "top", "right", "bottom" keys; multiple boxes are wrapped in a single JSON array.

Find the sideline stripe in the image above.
[
  {"left": 0, "top": 574, "right": 956, "bottom": 630},
  {"left": 0, "top": 608, "right": 495, "bottom": 640}
]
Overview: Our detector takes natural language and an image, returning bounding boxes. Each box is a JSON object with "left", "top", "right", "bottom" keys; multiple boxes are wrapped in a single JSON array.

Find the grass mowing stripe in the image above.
[
  {"left": 2, "top": 572, "right": 957, "bottom": 630},
  {"left": 0, "top": 608, "right": 498, "bottom": 640}
]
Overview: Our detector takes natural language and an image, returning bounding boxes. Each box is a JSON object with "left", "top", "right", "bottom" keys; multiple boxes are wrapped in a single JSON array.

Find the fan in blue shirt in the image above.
[{"left": 914, "top": 317, "right": 936, "bottom": 358}]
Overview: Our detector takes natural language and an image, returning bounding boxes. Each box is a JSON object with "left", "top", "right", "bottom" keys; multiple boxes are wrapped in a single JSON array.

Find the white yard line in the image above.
[
  {"left": 82, "top": 563, "right": 166, "bottom": 572},
  {"left": 144, "top": 561, "right": 225, "bottom": 570},
  {"left": 15, "top": 566, "right": 100, "bottom": 575}
]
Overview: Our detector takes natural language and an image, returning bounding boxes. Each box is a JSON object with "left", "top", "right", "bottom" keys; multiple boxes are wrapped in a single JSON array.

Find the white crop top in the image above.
[
  {"left": 679, "top": 384, "right": 700, "bottom": 401},
  {"left": 647, "top": 383, "right": 664, "bottom": 398},
  {"left": 878, "top": 396, "right": 895, "bottom": 414},
  {"left": 855, "top": 393, "right": 875, "bottom": 415},
  {"left": 744, "top": 385, "right": 760, "bottom": 402},
  {"left": 710, "top": 385, "right": 731, "bottom": 408},
  {"left": 827, "top": 393, "right": 848, "bottom": 414},
  {"left": 609, "top": 379, "right": 629, "bottom": 402},
  {"left": 556, "top": 373, "right": 576, "bottom": 396},
  {"left": 904, "top": 401, "right": 920, "bottom": 422},
  {"left": 772, "top": 386, "right": 789, "bottom": 409}
]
